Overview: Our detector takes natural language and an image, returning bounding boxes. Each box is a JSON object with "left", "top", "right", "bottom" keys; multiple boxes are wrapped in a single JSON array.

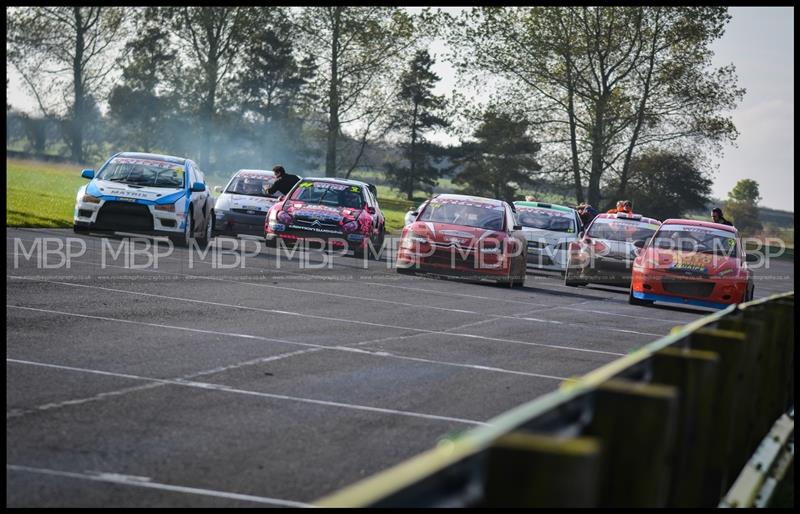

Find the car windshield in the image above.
[
  {"left": 652, "top": 225, "right": 738, "bottom": 257},
  {"left": 290, "top": 181, "right": 364, "bottom": 209},
  {"left": 517, "top": 208, "right": 575, "bottom": 233},
  {"left": 226, "top": 174, "right": 277, "bottom": 198},
  {"left": 587, "top": 218, "right": 658, "bottom": 242},
  {"left": 98, "top": 158, "right": 185, "bottom": 188},
  {"left": 418, "top": 201, "right": 505, "bottom": 230}
]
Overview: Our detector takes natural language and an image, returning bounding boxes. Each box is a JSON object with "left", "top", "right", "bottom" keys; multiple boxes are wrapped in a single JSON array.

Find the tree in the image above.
[
  {"left": 725, "top": 179, "right": 762, "bottom": 235},
  {"left": 107, "top": 7, "right": 179, "bottom": 153},
  {"left": 236, "top": 8, "right": 319, "bottom": 170},
  {"left": 293, "top": 7, "right": 417, "bottom": 176},
  {"left": 165, "top": 7, "right": 251, "bottom": 169},
  {"left": 451, "top": 109, "right": 542, "bottom": 202},
  {"left": 447, "top": 7, "right": 744, "bottom": 207},
  {"left": 7, "top": 7, "right": 128, "bottom": 162},
  {"left": 385, "top": 50, "right": 450, "bottom": 200},
  {"left": 606, "top": 152, "right": 712, "bottom": 220}
]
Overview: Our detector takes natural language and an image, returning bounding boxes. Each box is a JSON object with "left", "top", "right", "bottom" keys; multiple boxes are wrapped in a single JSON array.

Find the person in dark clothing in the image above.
[
  {"left": 266, "top": 165, "right": 300, "bottom": 197},
  {"left": 711, "top": 207, "right": 733, "bottom": 226}
]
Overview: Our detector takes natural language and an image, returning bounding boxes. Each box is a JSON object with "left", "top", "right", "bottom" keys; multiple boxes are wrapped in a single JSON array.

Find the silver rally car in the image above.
[
  {"left": 212, "top": 169, "right": 290, "bottom": 238},
  {"left": 513, "top": 201, "right": 583, "bottom": 272}
]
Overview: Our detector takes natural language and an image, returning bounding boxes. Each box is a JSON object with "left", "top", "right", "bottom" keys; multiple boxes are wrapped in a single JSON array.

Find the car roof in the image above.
[
  {"left": 235, "top": 169, "right": 275, "bottom": 176},
  {"left": 115, "top": 152, "right": 187, "bottom": 165},
  {"left": 660, "top": 218, "right": 738, "bottom": 233},
  {"left": 432, "top": 193, "right": 507, "bottom": 207},
  {"left": 513, "top": 201, "right": 575, "bottom": 213},
  {"left": 299, "top": 177, "right": 371, "bottom": 188},
  {"left": 593, "top": 213, "right": 661, "bottom": 225}
]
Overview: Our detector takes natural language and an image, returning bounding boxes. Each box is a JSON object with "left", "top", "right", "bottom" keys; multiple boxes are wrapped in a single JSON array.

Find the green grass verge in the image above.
[
  {"left": 7, "top": 158, "right": 88, "bottom": 228},
  {"left": 6, "top": 157, "right": 416, "bottom": 234}
]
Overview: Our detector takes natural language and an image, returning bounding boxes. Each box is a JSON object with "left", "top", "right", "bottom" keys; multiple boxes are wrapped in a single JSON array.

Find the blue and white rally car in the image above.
[
  {"left": 73, "top": 152, "right": 214, "bottom": 247},
  {"left": 513, "top": 201, "right": 583, "bottom": 272}
]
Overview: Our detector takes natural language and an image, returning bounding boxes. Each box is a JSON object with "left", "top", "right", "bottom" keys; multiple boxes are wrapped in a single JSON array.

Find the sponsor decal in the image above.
[
  {"left": 432, "top": 199, "right": 504, "bottom": 210},
  {"left": 115, "top": 197, "right": 137, "bottom": 202},
  {"left": 288, "top": 224, "right": 341, "bottom": 235},
  {"left": 112, "top": 157, "right": 178, "bottom": 169},
  {"left": 517, "top": 207, "right": 571, "bottom": 218}
]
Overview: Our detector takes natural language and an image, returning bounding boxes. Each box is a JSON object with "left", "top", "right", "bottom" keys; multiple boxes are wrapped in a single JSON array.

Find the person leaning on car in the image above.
[
  {"left": 711, "top": 207, "right": 733, "bottom": 226},
  {"left": 266, "top": 165, "right": 300, "bottom": 197}
]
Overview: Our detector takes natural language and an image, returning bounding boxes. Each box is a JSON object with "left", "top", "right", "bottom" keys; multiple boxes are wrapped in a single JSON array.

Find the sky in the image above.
[{"left": 6, "top": 7, "right": 794, "bottom": 211}]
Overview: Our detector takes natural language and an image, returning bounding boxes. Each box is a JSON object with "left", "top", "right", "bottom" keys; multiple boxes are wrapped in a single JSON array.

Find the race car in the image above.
[
  {"left": 513, "top": 201, "right": 583, "bottom": 272},
  {"left": 629, "top": 219, "right": 756, "bottom": 308},
  {"left": 73, "top": 152, "right": 214, "bottom": 247},
  {"left": 395, "top": 194, "right": 528, "bottom": 286},
  {"left": 212, "top": 169, "right": 285, "bottom": 238},
  {"left": 564, "top": 212, "right": 661, "bottom": 287},
  {"left": 264, "top": 178, "right": 385, "bottom": 257}
]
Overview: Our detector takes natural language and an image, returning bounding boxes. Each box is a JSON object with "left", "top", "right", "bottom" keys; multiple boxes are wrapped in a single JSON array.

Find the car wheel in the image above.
[
  {"left": 196, "top": 212, "right": 212, "bottom": 249},
  {"left": 628, "top": 290, "right": 653, "bottom": 306},
  {"left": 73, "top": 223, "right": 88, "bottom": 233},
  {"left": 170, "top": 211, "right": 192, "bottom": 247}
]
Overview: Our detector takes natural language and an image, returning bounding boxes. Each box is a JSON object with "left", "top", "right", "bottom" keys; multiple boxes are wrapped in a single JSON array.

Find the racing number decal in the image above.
[{"left": 298, "top": 181, "right": 313, "bottom": 188}]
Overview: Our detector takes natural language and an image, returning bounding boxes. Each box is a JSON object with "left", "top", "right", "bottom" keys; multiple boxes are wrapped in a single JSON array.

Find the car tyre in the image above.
[
  {"left": 564, "top": 270, "right": 587, "bottom": 287},
  {"left": 73, "top": 223, "right": 88, "bottom": 233}
]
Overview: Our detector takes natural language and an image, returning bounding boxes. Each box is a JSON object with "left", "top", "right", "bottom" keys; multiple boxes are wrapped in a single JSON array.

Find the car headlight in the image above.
[
  {"left": 154, "top": 203, "right": 176, "bottom": 212},
  {"left": 277, "top": 211, "right": 293, "bottom": 224},
  {"left": 342, "top": 220, "right": 359, "bottom": 233},
  {"left": 82, "top": 194, "right": 101, "bottom": 204}
]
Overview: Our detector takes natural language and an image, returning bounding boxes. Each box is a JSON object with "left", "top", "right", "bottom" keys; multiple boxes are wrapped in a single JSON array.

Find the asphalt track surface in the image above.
[{"left": 6, "top": 227, "right": 795, "bottom": 507}]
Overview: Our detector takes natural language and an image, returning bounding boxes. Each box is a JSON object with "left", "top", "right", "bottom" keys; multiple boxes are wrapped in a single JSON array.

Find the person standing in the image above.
[
  {"left": 711, "top": 207, "right": 733, "bottom": 226},
  {"left": 266, "top": 165, "right": 300, "bottom": 197}
]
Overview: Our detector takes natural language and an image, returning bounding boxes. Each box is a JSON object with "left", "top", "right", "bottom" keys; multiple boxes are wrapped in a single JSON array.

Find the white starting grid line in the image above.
[
  {"left": 7, "top": 276, "right": 635, "bottom": 353},
  {"left": 6, "top": 304, "right": 561, "bottom": 421},
  {"left": 7, "top": 464, "right": 312, "bottom": 508},
  {"left": 5, "top": 248, "right": 667, "bottom": 338},
  {"left": 6, "top": 229, "right": 695, "bottom": 327},
  {"left": 6, "top": 357, "right": 490, "bottom": 427}
]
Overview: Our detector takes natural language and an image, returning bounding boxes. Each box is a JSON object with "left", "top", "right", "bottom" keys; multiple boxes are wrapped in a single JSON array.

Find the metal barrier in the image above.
[{"left": 315, "top": 291, "right": 794, "bottom": 507}]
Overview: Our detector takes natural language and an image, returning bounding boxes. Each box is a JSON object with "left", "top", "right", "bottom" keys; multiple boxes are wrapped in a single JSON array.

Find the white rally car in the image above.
[
  {"left": 73, "top": 152, "right": 214, "bottom": 247},
  {"left": 513, "top": 201, "right": 583, "bottom": 272},
  {"left": 211, "top": 169, "right": 286, "bottom": 238}
]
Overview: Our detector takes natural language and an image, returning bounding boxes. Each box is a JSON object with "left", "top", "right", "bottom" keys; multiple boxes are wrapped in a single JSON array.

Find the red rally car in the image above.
[
  {"left": 396, "top": 194, "right": 528, "bottom": 286},
  {"left": 265, "top": 178, "right": 385, "bottom": 256},
  {"left": 629, "top": 219, "right": 757, "bottom": 309}
]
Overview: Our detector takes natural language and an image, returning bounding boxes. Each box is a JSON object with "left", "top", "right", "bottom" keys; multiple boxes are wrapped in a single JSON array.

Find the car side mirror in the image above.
[
  {"left": 578, "top": 231, "right": 585, "bottom": 238},
  {"left": 745, "top": 253, "right": 759, "bottom": 263},
  {"left": 81, "top": 169, "right": 95, "bottom": 179},
  {"left": 367, "top": 206, "right": 376, "bottom": 215},
  {"left": 513, "top": 225, "right": 522, "bottom": 231},
  {"left": 190, "top": 182, "right": 206, "bottom": 192},
  {"left": 633, "top": 239, "right": 646, "bottom": 249}
]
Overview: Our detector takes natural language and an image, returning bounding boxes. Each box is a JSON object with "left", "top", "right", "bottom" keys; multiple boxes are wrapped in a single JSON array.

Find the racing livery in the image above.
[
  {"left": 265, "top": 178, "right": 385, "bottom": 256},
  {"left": 73, "top": 152, "right": 214, "bottom": 247},
  {"left": 212, "top": 169, "right": 285, "bottom": 237},
  {"left": 565, "top": 212, "right": 661, "bottom": 287},
  {"left": 630, "top": 219, "right": 755, "bottom": 308},
  {"left": 396, "top": 194, "right": 527, "bottom": 286},
  {"left": 513, "top": 201, "right": 583, "bottom": 272}
]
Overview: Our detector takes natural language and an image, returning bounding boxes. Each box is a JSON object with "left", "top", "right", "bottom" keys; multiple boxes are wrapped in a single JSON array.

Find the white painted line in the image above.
[
  {"left": 362, "top": 281, "right": 550, "bottom": 307},
  {"left": 6, "top": 347, "right": 321, "bottom": 419},
  {"left": 558, "top": 306, "right": 691, "bottom": 324},
  {"left": 7, "top": 358, "right": 489, "bottom": 426},
  {"left": 7, "top": 464, "right": 311, "bottom": 507},
  {"left": 7, "top": 305, "right": 573, "bottom": 380},
  {"left": 6, "top": 235, "right": 667, "bottom": 335},
  {"left": 8, "top": 277, "right": 627, "bottom": 356}
]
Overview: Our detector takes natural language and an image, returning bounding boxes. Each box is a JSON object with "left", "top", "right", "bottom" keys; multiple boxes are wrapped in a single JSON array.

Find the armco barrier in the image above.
[{"left": 316, "top": 291, "right": 794, "bottom": 508}]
